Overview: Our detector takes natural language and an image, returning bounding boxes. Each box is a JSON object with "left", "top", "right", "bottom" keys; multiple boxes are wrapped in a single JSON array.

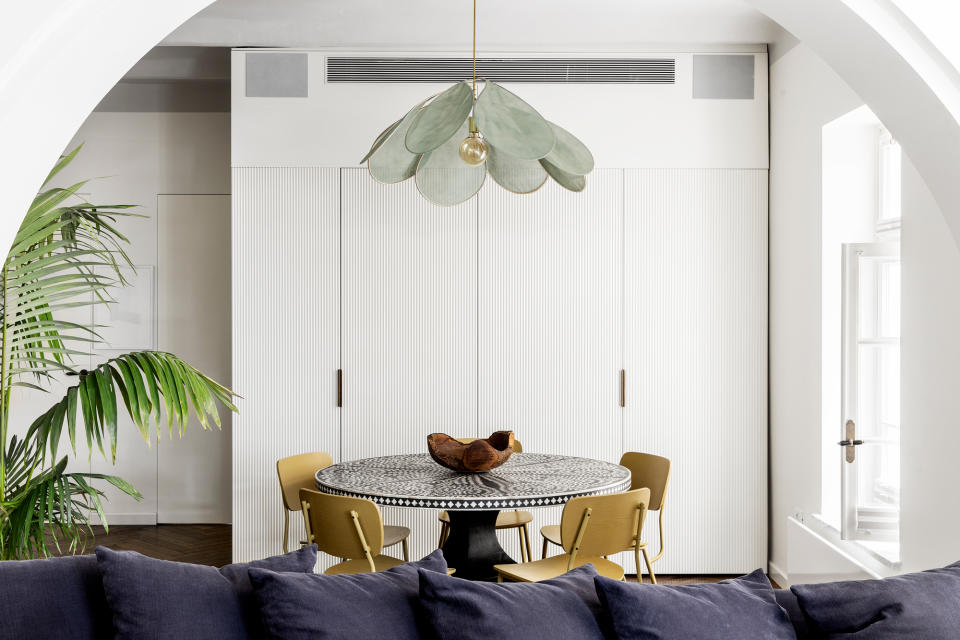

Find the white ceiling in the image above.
[{"left": 163, "top": 0, "right": 790, "bottom": 50}]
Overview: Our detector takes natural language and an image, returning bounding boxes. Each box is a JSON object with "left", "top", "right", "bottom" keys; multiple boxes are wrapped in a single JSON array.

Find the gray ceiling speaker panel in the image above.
[
  {"left": 326, "top": 57, "right": 675, "bottom": 84},
  {"left": 245, "top": 52, "right": 309, "bottom": 97},
  {"left": 692, "top": 55, "right": 755, "bottom": 100}
]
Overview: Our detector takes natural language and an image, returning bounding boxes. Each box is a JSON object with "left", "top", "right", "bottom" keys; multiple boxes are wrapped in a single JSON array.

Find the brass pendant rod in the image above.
[{"left": 472, "top": 0, "right": 477, "bottom": 101}]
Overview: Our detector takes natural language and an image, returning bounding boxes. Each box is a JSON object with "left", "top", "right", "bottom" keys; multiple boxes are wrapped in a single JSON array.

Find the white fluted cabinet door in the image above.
[
  {"left": 341, "top": 169, "right": 478, "bottom": 562},
  {"left": 232, "top": 167, "right": 341, "bottom": 563},
  {"left": 621, "top": 168, "right": 768, "bottom": 575},
  {"left": 477, "top": 172, "right": 624, "bottom": 562}
]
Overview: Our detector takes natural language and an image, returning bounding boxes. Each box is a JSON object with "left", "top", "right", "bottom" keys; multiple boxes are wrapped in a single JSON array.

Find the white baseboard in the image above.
[
  {"left": 158, "top": 513, "right": 231, "bottom": 524},
  {"left": 768, "top": 561, "right": 790, "bottom": 588},
  {"left": 91, "top": 513, "right": 158, "bottom": 526}
]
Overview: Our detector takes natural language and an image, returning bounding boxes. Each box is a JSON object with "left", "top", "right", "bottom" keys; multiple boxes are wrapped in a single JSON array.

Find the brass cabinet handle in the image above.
[
  {"left": 619, "top": 369, "right": 625, "bottom": 408},
  {"left": 337, "top": 369, "right": 343, "bottom": 408}
]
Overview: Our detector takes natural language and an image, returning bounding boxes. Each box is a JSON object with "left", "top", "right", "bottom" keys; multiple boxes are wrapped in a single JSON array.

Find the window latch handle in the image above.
[{"left": 839, "top": 420, "right": 862, "bottom": 462}]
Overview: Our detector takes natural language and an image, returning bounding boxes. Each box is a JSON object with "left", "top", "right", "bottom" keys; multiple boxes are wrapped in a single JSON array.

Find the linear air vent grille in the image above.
[{"left": 326, "top": 57, "right": 675, "bottom": 84}]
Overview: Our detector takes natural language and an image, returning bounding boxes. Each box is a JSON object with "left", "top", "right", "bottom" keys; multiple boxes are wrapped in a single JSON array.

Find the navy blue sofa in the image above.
[{"left": 1, "top": 550, "right": 956, "bottom": 639}]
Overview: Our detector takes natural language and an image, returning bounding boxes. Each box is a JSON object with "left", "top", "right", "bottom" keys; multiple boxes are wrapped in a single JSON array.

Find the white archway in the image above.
[
  {"left": 749, "top": 0, "right": 960, "bottom": 248},
  {"left": 2, "top": 0, "right": 959, "bottom": 255},
  {"left": 0, "top": 0, "right": 214, "bottom": 254}
]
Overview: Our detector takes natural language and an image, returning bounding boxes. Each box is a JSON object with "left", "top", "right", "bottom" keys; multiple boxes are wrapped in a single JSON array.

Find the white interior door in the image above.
[
  {"left": 623, "top": 169, "right": 767, "bottom": 574},
  {"left": 477, "top": 171, "right": 624, "bottom": 559},
  {"left": 157, "top": 194, "right": 232, "bottom": 523},
  {"left": 341, "top": 170, "right": 477, "bottom": 561}
]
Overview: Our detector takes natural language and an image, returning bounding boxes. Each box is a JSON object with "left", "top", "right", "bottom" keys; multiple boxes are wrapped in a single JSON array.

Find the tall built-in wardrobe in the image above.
[{"left": 233, "top": 166, "right": 767, "bottom": 574}]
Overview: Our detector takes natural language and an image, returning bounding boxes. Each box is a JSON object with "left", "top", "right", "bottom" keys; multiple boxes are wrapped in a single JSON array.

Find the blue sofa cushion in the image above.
[
  {"left": 595, "top": 570, "right": 797, "bottom": 640},
  {"left": 791, "top": 561, "right": 960, "bottom": 638},
  {"left": 775, "top": 589, "right": 814, "bottom": 640},
  {"left": 418, "top": 564, "right": 608, "bottom": 640},
  {"left": 248, "top": 550, "right": 448, "bottom": 640},
  {"left": 96, "top": 544, "right": 317, "bottom": 640},
  {"left": 0, "top": 554, "right": 111, "bottom": 640}
]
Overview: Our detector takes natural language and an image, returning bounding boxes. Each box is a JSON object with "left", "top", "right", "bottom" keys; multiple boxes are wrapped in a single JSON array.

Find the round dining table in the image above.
[{"left": 315, "top": 452, "right": 631, "bottom": 580}]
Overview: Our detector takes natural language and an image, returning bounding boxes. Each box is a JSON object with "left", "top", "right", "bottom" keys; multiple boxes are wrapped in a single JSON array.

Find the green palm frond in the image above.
[
  {"left": 29, "top": 352, "right": 237, "bottom": 463},
  {"left": 0, "top": 431, "right": 141, "bottom": 560},
  {"left": 0, "top": 146, "right": 238, "bottom": 560}
]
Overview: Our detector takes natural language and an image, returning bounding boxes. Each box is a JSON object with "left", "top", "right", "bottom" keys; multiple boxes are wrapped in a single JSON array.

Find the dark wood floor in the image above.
[
  {"left": 69, "top": 524, "right": 232, "bottom": 567},
  {"left": 65, "top": 524, "right": 767, "bottom": 586}
]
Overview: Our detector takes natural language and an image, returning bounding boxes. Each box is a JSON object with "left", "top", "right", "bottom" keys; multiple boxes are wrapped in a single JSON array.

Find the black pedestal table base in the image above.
[{"left": 441, "top": 510, "right": 514, "bottom": 581}]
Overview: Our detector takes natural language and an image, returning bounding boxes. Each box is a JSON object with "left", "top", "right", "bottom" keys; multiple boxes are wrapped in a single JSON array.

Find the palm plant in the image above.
[{"left": 0, "top": 147, "right": 236, "bottom": 560}]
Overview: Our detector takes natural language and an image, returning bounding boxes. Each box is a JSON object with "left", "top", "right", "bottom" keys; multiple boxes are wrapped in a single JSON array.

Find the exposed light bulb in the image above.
[{"left": 459, "top": 131, "right": 488, "bottom": 166}]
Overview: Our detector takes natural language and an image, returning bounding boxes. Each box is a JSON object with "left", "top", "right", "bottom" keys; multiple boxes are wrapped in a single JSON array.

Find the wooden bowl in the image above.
[{"left": 427, "top": 431, "right": 515, "bottom": 473}]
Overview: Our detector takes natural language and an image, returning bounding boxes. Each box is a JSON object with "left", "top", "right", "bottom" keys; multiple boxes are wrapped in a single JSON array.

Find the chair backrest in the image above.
[
  {"left": 619, "top": 452, "right": 671, "bottom": 511},
  {"left": 299, "top": 488, "right": 384, "bottom": 560},
  {"left": 559, "top": 488, "right": 650, "bottom": 557},
  {"left": 277, "top": 452, "right": 333, "bottom": 512},
  {"left": 456, "top": 437, "right": 523, "bottom": 453}
]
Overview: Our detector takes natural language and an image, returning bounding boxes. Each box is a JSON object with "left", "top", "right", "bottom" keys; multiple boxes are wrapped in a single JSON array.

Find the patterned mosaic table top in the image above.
[{"left": 315, "top": 453, "right": 631, "bottom": 510}]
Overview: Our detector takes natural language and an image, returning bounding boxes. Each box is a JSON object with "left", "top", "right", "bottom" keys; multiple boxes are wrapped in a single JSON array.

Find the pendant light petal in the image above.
[
  {"left": 405, "top": 82, "right": 474, "bottom": 154},
  {"left": 474, "top": 82, "right": 555, "bottom": 160},
  {"left": 360, "top": 118, "right": 402, "bottom": 164},
  {"left": 540, "top": 158, "right": 586, "bottom": 192},
  {"left": 416, "top": 122, "right": 486, "bottom": 206},
  {"left": 368, "top": 102, "right": 427, "bottom": 184},
  {"left": 542, "top": 122, "right": 594, "bottom": 176},
  {"left": 487, "top": 145, "right": 548, "bottom": 194}
]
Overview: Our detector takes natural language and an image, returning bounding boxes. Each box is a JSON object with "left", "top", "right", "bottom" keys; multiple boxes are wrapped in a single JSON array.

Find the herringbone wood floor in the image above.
[
  {"left": 70, "top": 524, "right": 232, "bottom": 567},
  {"left": 63, "top": 524, "right": 772, "bottom": 586}
]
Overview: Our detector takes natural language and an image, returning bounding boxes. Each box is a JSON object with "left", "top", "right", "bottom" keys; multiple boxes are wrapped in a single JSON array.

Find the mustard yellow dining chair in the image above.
[
  {"left": 300, "top": 488, "right": 408, "bottom": 575},
  {"left": 540, "top": 452, "right": 670, "bottom": 569},
  {"left": 437, "top": 438, "right": 533, "bottom": 561},
  {"left": 277, "top": 452, "right": 410, "bottom": 559},
  {"left": 494, "top": 488, "right": 654, "bottom": 584}
]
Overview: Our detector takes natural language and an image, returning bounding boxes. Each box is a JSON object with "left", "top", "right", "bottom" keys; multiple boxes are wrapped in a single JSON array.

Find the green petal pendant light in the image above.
[{"left": 360, "top": 0, "right": 594, "bottom": 206}]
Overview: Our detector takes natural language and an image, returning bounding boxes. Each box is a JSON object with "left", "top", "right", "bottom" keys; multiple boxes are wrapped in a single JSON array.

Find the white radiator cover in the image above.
[{"left": 232, "top": 167, "right": 768, "bottom": 573}]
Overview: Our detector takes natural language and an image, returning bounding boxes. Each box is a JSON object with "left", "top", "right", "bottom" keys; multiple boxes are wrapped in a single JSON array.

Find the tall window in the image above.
[{"left": 839, "top": 131, "right": 901, "bottom": 549}]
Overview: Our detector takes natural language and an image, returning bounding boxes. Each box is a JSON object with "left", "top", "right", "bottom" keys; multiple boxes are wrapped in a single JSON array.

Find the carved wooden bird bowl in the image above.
[{"left": 427, "top": 431, "right": 515, "bottom": 473}]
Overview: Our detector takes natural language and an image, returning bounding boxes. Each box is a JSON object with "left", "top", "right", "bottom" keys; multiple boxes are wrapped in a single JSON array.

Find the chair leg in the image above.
[
  {"left": 282, "top": 509, "right": 290, "bottom": 554},
  {"left": 439, "top": 522, "right": 449, "bottom": 549},
  {"left": 641, "top": 548, "right": 657, "bottom": 585},
  {"left": 522, "top": 524, "right": 532, "bottom": 563},
  {"left": 402, "top": 537, "right": 409, "bottom": 562},
  {"left": 542, "top": 536, "right": 549, "bottom": 560}
]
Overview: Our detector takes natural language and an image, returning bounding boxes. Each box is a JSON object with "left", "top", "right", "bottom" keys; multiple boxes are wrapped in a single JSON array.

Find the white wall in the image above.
[
  {"left": 6, "top": 111, "right": 231, "bottom": 524},
  {"left": 770, "top": 43, "right": 960, "bottom": 581},
  {"left": 899, "top": 158, "right": 960, "bottom": 572},
  {"left": 231, "top": 48, "right": 769, "bottom": 170},
  {"left": 768, "top": 43, "right": 863, "bottom": 581}
]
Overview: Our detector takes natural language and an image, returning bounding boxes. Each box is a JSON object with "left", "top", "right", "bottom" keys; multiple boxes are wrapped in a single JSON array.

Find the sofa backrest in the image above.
[{"left": 0, "top": 554, "right": 112, "bottom": 640}]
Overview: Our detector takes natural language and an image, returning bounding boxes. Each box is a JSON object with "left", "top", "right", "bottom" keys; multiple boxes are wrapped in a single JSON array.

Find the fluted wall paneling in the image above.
[
  {"left": 232, "top": 166, "right": 767, "bottom": 573},
  {"left": 619, "top": 169, "right": 768, "bottom": 574},
  {"left": 232, "top": 167, "right": 341, "bottom": 564},
  {"left": 477, "top": 172, "right": 624, "bottom": 561},
  {"left": 340, "top": 170, "right": 478, "bottom": 563}
]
